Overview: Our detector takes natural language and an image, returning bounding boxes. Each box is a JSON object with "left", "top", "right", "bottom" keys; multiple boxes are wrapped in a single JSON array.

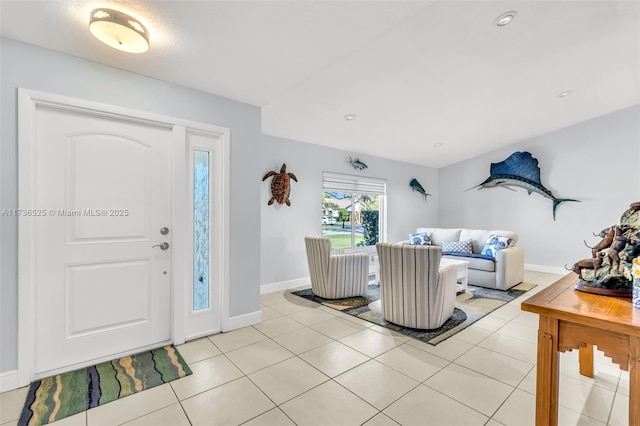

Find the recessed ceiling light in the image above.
[
  {"left": 89, "top": 8, "right": 150, "bottom": 53},
  {"left": 344, "top": 114, "right": 357, "bottom": 121},
  {"left": 495, "top": 11, "right": 518, "bottom": 27},
  {"left": 433, "top": 143, "right": 443, "bottom": 148},
  {"left": 557, "top": 90, "right": 573, "bottom": 98}
]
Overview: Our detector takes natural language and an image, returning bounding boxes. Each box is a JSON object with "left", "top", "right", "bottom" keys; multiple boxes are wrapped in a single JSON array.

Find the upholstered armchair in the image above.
[
  {"left": 304, "top": 236, "right": 369, "bottom": 299},
  {"left": 376, "top": 243, "right": 457, "bottom": 329}
]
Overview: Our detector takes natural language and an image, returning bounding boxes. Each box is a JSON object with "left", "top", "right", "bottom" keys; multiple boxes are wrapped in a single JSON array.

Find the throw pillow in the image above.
[
  {"left": 441, "top": 239, "right": 472, "bottom": 254},
  {"left": 481, "top": 235, "right": 513, "bottom": 258},
  {"left": 409, "top": 232, "right": 431, "bottom": 245}
]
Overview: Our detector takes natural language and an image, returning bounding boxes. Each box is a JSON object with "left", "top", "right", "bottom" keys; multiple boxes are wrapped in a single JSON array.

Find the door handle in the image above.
[{"left": 152, "top": 242, "right": 170, "bottom": 250}]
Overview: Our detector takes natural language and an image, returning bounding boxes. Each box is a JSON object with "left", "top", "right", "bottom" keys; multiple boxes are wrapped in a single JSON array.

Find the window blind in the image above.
[{"left": 322, "top": 172, "right": 386, "bottom": 195}]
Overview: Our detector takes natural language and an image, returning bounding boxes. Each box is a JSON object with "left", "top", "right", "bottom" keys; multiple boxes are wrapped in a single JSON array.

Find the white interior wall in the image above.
[
  {"left": 259, "top": 106, "right": 640, "bottom": 288},
  {"left": 260, "top": 134, "right": 439, "bottom": 287},
  {"left": 0, "top": 38, "right": 262, "bottom": 374},
  {"left": 438, "top": 105, "right": 640, "bottom": 269},
  {"left": 2, "top": 36, "right": 638, "bottom": 379}
]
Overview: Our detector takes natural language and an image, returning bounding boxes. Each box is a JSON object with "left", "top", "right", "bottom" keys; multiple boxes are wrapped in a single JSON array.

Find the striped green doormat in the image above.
[{"left": 19, "top": 345, "right": 192, "bottom": 426}]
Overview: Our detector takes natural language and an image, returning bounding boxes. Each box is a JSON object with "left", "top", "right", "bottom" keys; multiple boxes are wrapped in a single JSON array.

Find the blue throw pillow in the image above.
[
  {"left": 409, "top": 232, "right": 431, "bottom": 245},
  {"left": 441, "top": 239, "right": 472, "bottom": 254},
  {"left": 481, "top": 235, "right": 513, "bottom": 258}
]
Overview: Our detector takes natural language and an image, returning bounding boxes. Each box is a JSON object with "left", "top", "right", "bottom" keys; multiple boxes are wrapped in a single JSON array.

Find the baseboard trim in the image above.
[
  {"left": 261, "top": 277, "right": 310, "bottom": 294},
  {"left": 222, "top": 310, "right": 262, "bottom": 332},
  {"left": 0, "top": 370, "right": 19, "bottom": 392},
  {"left": 526, "top": 264, "right": 568, "bottom": 275},
  {"left": 184, "top": 328, "right": 223, "bottom": 342}
]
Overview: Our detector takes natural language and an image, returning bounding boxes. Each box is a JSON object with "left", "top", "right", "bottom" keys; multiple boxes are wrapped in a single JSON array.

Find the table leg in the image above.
[
  {"left": 630, "top": 336, "right": 640, "bottom": 426},
  {"left": 578, "top": 344, "right": 594, "bottom": 378},
  {"left": 536, "top": 315, "right": 559, "bottom": 426},
  {"left": 461, "top": 265, "right": 468, "bottom": 293}
]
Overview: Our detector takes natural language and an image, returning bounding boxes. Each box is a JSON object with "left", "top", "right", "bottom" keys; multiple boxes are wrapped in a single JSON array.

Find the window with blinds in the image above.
[{"left": 321, "top": 172, "right": 386, "bottom": 249}]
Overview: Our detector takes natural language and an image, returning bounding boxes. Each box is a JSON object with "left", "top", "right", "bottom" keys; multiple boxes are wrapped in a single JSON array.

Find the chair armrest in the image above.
[
  {"left": 339, "top": 246, "right": 376, "bottom": 254},
  {"left": 438, "top": 263, "right": 457, "bottom": 286},
  {"left": 332, "top": 253, "right": 369, "bottom": 261},
  {"left": 495, "top": 246, "right": 525, "bottom": 290},
  {"left": 328, "top": 253, "right": 370, "bottom": 288},
  {"left": 435, "top": 263, "right": 457, "bottom": 322}
]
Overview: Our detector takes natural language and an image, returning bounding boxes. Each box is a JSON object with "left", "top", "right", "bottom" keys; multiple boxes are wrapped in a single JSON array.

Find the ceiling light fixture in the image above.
[
  {"left": 495, "top": 11, "right": 518, "bottom": 27},
  {"left": 344, "top": 114, "right": 357, "bottom": 121},
  {"left": 433, "top": 143, "right": 443, "bottom": 148},
  {"left": 89, "top": 8, "right": 150, "bottom": 53},
  {"left": 557, "top": 90, "right": 573, "bottom": 98}
]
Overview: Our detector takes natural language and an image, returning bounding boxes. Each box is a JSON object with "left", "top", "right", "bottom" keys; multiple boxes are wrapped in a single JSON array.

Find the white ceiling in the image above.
[{"left": 1, "top": 1, "right": 638, "bottom": 167}]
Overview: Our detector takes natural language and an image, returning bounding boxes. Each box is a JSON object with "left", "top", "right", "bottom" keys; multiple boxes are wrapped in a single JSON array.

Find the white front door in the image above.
[{"left": 32, "top": 105, "right": 172, "bottom": 376}]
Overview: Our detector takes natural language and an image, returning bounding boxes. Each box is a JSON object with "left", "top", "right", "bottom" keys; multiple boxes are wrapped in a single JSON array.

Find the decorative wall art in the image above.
[
  {"left": 262, "top": 163, "right": 297, "bottom": 206},
  {"left": 348, "top": 156, "right": 368, "bottom": 170},
  {"left": 468, "top": 151, "right": 579, "bottom": 220},
  {"left": 409, "top": 178, "right": 431, "bottom": 201},
  {"left": 571, "top": 201, "right": 640, "bottom": 297}
]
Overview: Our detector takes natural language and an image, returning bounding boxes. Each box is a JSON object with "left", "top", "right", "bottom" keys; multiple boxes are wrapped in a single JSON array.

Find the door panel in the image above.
[
  {"left": 66, "top": 133, "right": 150, "bottom": 242},
  {"left": 34, "top": 105, "right": 171, "bottom": 375},
  {"left": 65, "top": 259, "right": 151, "bottom": 338}
]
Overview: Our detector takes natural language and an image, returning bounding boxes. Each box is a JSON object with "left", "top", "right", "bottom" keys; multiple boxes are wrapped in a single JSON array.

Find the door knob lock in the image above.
[
  {"left": 152, "top": 242, "right": 170, "bottom": 250},
  {"left": 160, "top": 227, "right": 169, "bottom": 235}
]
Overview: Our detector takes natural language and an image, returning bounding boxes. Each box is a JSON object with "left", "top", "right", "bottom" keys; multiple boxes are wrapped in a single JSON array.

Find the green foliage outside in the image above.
[
  {"left": 357, "top": 210, "right": 379, "bottom": 247},
  {"left": 322, "top": 192, "right": 379, "bottom": 249},
  {"left": 355, "top": 194, "right": 379, "bottom": 211},
  {"left": 337, "top": 208, "right": 349, "bottom": 228},
  {"left": 327, "top": 233, "right": 364, "bottom": 249},
  {"left": 322, "top": 199, "right": 339, "bottom": 211}
]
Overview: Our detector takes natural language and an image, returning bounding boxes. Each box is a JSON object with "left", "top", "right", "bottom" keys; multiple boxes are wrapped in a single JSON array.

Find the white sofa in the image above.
[{"left": 400, "top": 228, "right": 525, "bottom": 291}]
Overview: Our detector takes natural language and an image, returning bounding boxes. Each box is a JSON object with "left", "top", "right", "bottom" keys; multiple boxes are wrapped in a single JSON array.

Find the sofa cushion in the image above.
[
  {"left": 441, "top": 239, "right": 473, "bottom": 254},
  {"left": 459, "top": 229, "right": 493, "bottom": 253},
  {"left": 409, "top": 232, "right": 431, "bottom": 245},
  {"left": 481, "top": 235, "right": 513, "bottom": 258},
  {"left": 459, "top": 229, "right": 519, "bottom": 252},
  {"left": 417, "top": 228, "right": 461, "bottom": 246},
  {"left": 489, "top": 230, "right": 519, "bottom": 246},
  {"left": 443, "top": 253, "right": 496, "bottom": 272}
]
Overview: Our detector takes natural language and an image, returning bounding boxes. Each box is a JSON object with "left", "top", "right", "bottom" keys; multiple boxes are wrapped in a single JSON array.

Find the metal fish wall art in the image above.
[
  {"left": 348, "top": 156, "right": 368, "bottom": 170},
  {"left": 467, "top": 151, "right": 579, "bottom": 220},
  {"left": 409, "top": 178, "right": 431, "bottom": 201}
]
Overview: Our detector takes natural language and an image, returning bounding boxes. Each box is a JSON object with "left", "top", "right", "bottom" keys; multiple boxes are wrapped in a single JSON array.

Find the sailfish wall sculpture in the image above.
[{"left": 467, "top": 151, "right": 579, "bottom": 220}]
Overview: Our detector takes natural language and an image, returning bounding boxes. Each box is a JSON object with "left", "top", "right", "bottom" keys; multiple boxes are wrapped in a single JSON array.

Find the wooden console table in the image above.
[{"left": 521, "top": 272, "right": 640, "bottom": 425}]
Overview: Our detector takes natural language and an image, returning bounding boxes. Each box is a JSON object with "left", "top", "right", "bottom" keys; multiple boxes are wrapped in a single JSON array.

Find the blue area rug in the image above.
[{"left": 292, "top": 282, "right": 535, "bottom": 345}]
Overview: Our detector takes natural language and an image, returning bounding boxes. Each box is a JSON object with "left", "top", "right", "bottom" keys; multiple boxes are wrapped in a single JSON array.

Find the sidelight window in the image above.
[{"left": 193, "top": 150, "right": 210, "bottom": 311}]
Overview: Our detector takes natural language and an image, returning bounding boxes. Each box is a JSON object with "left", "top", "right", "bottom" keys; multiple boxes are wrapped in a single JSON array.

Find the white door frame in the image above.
[{"left": 17, "top": 88, "right": 230, "bottom": 386}]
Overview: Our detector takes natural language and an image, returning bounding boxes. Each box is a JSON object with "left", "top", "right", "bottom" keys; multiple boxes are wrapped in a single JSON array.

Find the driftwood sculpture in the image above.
[{"left": 573, "top": 201, "right": 640, "bottom": 296}]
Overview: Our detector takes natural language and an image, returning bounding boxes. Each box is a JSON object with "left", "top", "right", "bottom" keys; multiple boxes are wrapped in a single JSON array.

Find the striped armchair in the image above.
[
  {"left": 376, "top": 243, "right": 457, "bottom": 329},
  {"left": 304, "top": 236, "right": 369, "bottom": 299}
]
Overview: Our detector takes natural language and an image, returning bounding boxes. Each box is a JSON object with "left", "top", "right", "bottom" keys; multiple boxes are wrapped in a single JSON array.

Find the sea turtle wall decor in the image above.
[{"left": 262, "top": 163, "right": 297, "bottom": 206}]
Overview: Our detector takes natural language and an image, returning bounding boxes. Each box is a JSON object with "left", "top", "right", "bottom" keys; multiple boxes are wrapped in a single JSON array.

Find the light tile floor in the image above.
[{"left": 0, "top": 271, "right": 630, "bottom": 425}]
